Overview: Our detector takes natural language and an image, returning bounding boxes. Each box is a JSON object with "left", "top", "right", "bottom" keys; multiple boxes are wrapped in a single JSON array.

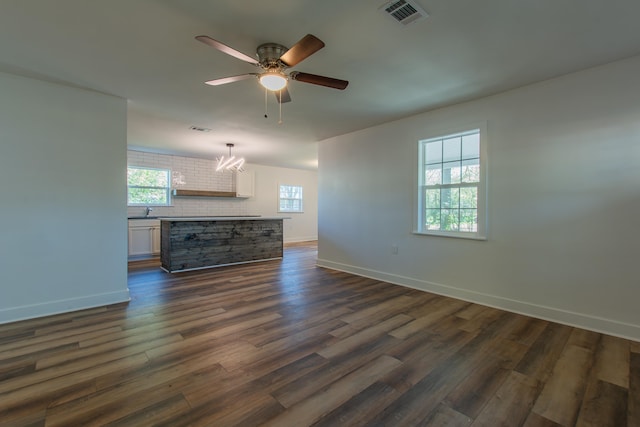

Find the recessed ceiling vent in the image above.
[
  {"left": 189, "top": 125, "right": 211, "bottom": 132},
  {"left": 380, "top": 0, "right": 428, "bottom": 26}
]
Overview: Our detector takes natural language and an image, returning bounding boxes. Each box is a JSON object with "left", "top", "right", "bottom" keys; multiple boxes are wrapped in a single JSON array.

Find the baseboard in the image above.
[
  {"left": 0, "top": 289, "right": 131, "bottom": 325},
  {"left": 316, "top": 258, "right": 640, "bottom": 342},
  {"left": 284, "top": 236, "right": 318, "bottom": 244}
]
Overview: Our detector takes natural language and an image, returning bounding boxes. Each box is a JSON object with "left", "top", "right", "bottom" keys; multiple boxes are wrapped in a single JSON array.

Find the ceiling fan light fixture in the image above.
[{"left": 259, "top": 72, "right": 288, "bottom": 91}]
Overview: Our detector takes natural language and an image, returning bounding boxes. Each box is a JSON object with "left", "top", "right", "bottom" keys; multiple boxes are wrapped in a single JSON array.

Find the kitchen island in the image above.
[{"left": 160, "top": 217, "right": 285, "bottom": 273}]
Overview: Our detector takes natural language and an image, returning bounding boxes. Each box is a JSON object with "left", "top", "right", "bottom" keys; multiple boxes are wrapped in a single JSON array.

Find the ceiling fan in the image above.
[{"left": 195, "top": 34, "right": 349, "bottom": 103}]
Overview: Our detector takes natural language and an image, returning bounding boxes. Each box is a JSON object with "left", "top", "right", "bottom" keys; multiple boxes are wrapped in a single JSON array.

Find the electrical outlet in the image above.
[{"left": 391, "top": 244, "right": 398, "bottom": 255}]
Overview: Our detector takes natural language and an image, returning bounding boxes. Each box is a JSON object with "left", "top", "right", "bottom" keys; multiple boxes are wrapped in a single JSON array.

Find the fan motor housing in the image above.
[{"left": 257, "top": 43, "right": 288, "bottom": 68}]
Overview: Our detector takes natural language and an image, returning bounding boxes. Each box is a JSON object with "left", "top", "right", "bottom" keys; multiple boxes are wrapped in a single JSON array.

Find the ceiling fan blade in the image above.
[
  {"left": 195, "top": 35, "right": 259, "bottom": 66},
  {"left": 204, "top": 74, "right": 258, "bottom": 86},
  {"left": 290, "top": 72, "right": 349, "bottom": 90},
  {"left": 279, "top": 34, "right": 325, "bottom": 67},
  {"left": 274, "top": 87, "right": 292, "bottom": 104}
]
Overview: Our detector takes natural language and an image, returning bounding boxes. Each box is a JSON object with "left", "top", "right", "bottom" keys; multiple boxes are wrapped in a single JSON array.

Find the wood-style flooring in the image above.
[{"left": 1, "top": 241, "right": 638, "bottom": 426}]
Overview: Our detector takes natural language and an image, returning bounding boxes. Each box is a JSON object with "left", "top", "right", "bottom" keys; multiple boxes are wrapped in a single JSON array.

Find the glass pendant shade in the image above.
[{"left": 259, "top": 73, "right": 287, "bottom": 91}]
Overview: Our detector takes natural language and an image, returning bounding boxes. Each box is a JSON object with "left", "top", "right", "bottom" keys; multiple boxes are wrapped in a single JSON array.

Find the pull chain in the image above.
[
  {"left": 263, "top": 87, "right": 283, "bottom": 124},
  {"left": 264, "top": 87, "right": 268, "bottom": 118},
  {"left": 264, "top": 88, "right": 267, "bottom": 119},
  {"left": 278, "top": 90, "right": 283, "bottom": 125}
]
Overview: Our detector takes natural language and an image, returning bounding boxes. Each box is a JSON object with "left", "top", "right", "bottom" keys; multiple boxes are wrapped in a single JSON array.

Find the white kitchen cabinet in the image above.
[
  {"left": 235, "top": 170, "right": 254, "bottom": 198},
  {"left": 128, "top": 219, "right": 161, "bottom": 257},
  {"left": 150, "top": 223, "right": 161, "bottom": 254}
]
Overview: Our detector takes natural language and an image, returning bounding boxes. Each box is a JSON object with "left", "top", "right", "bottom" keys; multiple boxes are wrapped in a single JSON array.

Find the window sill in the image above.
[
  {"left": 128, "top": 205, "right": 173, "bottom": 208},
  {"left": 412, "top": 230, "right": 487, "bottom": 241}
]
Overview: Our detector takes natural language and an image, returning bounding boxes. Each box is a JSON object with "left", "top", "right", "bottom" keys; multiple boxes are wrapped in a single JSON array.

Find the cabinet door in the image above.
[
  {"left": 128, "top": 219, "right": 160, "bottom": 257},
  {"left": 128, "top": 227, "right": 153, "bottom": 256},
  {"left": 236, "top": 170, "right": 254, "bottom": 198},
  {"left": 151, "top": 226, "right": 161, "bottom": 255}
]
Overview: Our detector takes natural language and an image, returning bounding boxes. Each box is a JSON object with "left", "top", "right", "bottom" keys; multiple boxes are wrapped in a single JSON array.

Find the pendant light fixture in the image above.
[{"left": 216, "top": 143, "right": 245, "bottom": 172}]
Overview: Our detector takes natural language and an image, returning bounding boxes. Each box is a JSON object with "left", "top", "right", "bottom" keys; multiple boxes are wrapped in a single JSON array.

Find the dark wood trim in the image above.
[{"left": 172, "top": 189, "right": 236, "bottom": 197}]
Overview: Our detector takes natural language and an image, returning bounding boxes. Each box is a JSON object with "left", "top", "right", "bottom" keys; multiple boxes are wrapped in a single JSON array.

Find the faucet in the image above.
[{"left": 145, "top": 207, "right": 153, "bottom": 217}]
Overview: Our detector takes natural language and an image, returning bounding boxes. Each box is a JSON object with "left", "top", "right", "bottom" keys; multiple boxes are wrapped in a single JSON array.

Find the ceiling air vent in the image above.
[
  {"left": 189, "top": 125, "right": 211, "bottom": 132},
  {"left": 380, "top": 0, "right": 428, "bottom": 26}
]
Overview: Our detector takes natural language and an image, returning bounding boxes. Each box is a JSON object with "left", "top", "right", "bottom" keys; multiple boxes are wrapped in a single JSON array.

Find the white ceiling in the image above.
[{"left": 1, "top": 0, "right": 639, "bottom": 170}]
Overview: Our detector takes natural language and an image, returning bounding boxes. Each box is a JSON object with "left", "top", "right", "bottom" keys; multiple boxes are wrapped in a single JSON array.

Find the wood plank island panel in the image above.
[{"left": 160, "top": 218, "right": 284, "bottom": 272}]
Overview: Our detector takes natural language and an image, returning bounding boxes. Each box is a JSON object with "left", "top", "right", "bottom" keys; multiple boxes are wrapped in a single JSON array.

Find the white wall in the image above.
[
  {"left": 243, "top": 164, "right": 318, "bottom": 243},
  {"left": 318, "top": 55, "right": 640, "bottom": 340},
  {"left": 127, "top": 151, "right": 318, "bottom": 243},
  {"left": 0, "top": 72, "right": 129, "bottom": 324}
]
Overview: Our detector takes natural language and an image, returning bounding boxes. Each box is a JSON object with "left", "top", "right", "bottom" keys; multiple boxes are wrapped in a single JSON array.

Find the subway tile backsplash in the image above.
[{"left": 127, "top": 150, "right": 250, "bottom": 218}]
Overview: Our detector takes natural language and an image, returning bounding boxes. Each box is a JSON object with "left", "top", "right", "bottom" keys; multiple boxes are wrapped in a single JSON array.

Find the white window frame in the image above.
[
  {"left": 278, "top": 184, "right": 304, "bottom": 213},
  {"left": 127, "top": 166, "right": 171, "bottom": 206},
  {"left": 414, "top": 123, "right": 487, "bottom": 240}
]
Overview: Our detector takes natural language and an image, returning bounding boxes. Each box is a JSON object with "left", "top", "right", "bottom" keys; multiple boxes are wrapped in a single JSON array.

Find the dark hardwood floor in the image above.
[{"left": 1, "top": 241, "right": 638, "bottom": 426}]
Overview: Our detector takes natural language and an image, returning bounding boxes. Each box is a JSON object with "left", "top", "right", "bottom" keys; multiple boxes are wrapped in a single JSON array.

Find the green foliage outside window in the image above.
[{"left": 127, "top": 167, "right": 170, "bottom": 205}]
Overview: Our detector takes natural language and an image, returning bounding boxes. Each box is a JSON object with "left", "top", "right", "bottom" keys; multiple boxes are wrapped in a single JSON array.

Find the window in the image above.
[
  {"left": 278, "top": 184, "right": 303, "bottom": 213},
  {"left": 127, "top": 166, "right": 171, "bottom": 206},
  {"left": 416, "top": 127, "right": 486, "bottom": 239}
]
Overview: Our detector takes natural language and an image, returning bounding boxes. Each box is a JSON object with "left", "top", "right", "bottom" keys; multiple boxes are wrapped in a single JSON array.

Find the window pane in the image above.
[
  {"left": 128, "top": 188, "right": 167, "bottom": 205},
  {"left": 441, "top": 188, "right": 459, "bottom": 209},
  {"left": 460, "top": 187, "right": 477, "bottom": 208},
  {"left": 425, "top": 140, "right": 442, "bottom": 164},
  {"left": 128, "top": 168, "right": 168, "bottom": 187},
  {"left": 460, "top": 209, "right": 478, "bottom": 232},
  {"left": 281, "top": 185, "right": 302, "bottom": 198},
  {"left": 441, "top": 209, "right": 459, "bottom": 231},
  {"left": 425, "top": 163, "right": 441, "bottom": 185},
  {"left": 127, "top": 167, "right": 170, "bottom": 206},
  {"left": 280, "top": 200, "right": 292, "bottom": 211},
  {"left": 280, "top": 185, "right": 298, "bottom": 199},
  {"left": 425, "top": 208, "right": 441, "bottom": 230},
  {"left": 461, "top": 158, "right": 480, "bottom": 183},
  {"left": 462, "top": 133, "right": 480, "bottom": 160},
  {"left": 442, "top": 136, "right": 461, "bottom": 162},
  {"left": 425, "top": 189, "right": 440, "bottom": 208},
  {"left": 442, "top": 161, "right": 461, "bottom": 184}
]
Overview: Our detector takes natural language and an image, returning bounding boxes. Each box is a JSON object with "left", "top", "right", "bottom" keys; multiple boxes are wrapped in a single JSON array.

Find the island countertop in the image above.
[{"left": 159, "top": 216, "right": 288, "bottom": 221}]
